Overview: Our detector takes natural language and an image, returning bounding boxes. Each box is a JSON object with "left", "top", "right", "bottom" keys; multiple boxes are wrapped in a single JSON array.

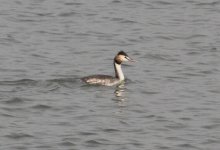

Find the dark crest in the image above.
[{"left": 117, "top": 51, "right": 128, "bottom": 56}]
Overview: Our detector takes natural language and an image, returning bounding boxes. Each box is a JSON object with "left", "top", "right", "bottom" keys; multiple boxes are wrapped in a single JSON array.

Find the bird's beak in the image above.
[{"left": 126, "top": 56, "right": 136, "bottom": 62}]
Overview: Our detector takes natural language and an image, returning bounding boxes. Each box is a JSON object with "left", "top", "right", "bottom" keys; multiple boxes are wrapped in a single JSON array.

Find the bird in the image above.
[{"left": 81, "top": 51, "right": 134, "bottom": 86}]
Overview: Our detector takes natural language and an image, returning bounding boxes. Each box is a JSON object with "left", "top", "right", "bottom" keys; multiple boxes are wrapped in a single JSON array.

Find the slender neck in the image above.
[{"left": 114, "top": 62, "right": 124, "bottom": 81}]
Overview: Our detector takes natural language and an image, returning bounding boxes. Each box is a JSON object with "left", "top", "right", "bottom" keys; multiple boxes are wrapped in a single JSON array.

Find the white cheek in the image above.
[{"left": 122, "top": 57, "right": 128, "bottom": 61}]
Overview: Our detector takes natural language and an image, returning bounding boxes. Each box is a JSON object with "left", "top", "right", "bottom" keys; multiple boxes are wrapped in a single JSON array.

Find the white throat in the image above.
[{"left": 114, "top": 63, "right": 124, "bottom": 81}]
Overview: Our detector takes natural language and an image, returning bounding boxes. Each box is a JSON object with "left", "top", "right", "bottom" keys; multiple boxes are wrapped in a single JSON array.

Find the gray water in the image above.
[{"left": 0, "top": 0, "right": 220, "bottom": 149}]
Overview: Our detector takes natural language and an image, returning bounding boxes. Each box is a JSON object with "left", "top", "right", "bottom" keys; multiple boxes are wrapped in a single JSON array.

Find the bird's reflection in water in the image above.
[{"left": 113, "top": 83, "right": 127, "bottom": 107}]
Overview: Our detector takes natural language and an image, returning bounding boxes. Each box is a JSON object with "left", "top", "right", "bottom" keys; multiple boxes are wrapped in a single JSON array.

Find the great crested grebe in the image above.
[{"left": 81, "top": 51, "right": 134, "bottom": 86}]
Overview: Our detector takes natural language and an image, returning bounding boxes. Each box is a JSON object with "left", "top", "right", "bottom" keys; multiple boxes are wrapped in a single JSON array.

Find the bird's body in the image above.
[{"left": 81, "top": 75, "right": 121, "bottom": 86}]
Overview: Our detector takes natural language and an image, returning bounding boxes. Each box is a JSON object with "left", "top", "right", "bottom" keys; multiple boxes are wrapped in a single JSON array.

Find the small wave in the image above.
[
  {"left": 35, "top": 12, "right": 53, "bottom": 17},
  {"left": 103, "top": 128, "right": 120, "bottom": 133},
  {"left": 186, "top": 34, "right": 207, "bottom": 39},
  {"left": 3, "top": 97, "right": 29, "bottom": 104},
  {"left": 0, "top": 79, "right": 37, "bottom": 86},
  {"left": 165, "top": 122, "right": 188, "bottom": 130},
  {"left": 199, "top": 70, "right": 215, "bottom": 75},
  {"left": 58, "top": 11, "right": 78, "bottom": 17},
  {"left": 145, "top": 53, "right": 179, "bottom": 61},
  {"left": 110, "top": 17, "right": 137, "bottom": 24},
  {"left": 85, "top": 140, "right": 103, "bottom": 146},
  {"left": 156, "top": 35, "right": 174, "bottom": 40},
  {"left": 179, "top": 117, "right": 192, "bottom": 121},
  {"left": 177, "top": 143, "right": 199, "bottom": 149},
  {"left": 31, "top": 104, "right": 52, "bottom": 110},
  {"left": 156, "top": 145, "right": 171, "bottom": 149},
  {"left": 0, "top": 113, "right": 15, "bottom": 118},
  {"left": 153, "top": 1, "right": 176, "bottom": 5},
  {"left": 64, "top": 2, "right": 83, "bottom": 6},
  {"left": 46, "top": 77, "right": 80, "bottom": 88},
  {"left": 195, "top": 1, "right": 219, "bottom": 6},
  {"left": 208, "top": 89, "right": 220, "bottom": 94},
  {"left": 31, "top": 53, "right": 48, "bottom": 58},
  {"left": 128, "top": 140, "right": 144, "bottom": 147},
  {"left": 78, "top": 131, "right": 97, "bottom": 136},
  {"left": 202, "top": 139, "right": 220, "bottom": 145},
  {"left": 0, "top": 78, "right": 80, "bottom": 90},
  {"left": 186, "top": 51, "right": 201, "bottom": 55},
  {"left": 202, "top": 124, "right": 220, "bottom": 129},
  {"left": 59, "top": 141, "right": 76, "bottom": 146},
  {"left": 141, "top": 90, "right": 160, "bottom": 95},
  {"left": 84, "top": 138, "right": 112, "bottom": 147},
  {"left": 181, "top": 72, "right": 206, "bottom": 77},
  {"left": 111, "top": 0, "right": 121, "bottom": 3},
  {"left": 4, "top": 133, "right": 34, "bottom": 139},
  {"left": 47, "top": 78, "right": 79, "bottom": 84}
]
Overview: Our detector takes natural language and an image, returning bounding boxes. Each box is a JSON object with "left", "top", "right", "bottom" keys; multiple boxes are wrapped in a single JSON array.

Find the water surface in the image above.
[{"left": 0, "top": 0, "right": 220, "bottom": 150}]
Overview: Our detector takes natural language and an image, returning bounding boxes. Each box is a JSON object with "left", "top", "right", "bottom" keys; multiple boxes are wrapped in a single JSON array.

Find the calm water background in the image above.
[{"left": 0, "top": 0, "right": 220, "bottom": 149}]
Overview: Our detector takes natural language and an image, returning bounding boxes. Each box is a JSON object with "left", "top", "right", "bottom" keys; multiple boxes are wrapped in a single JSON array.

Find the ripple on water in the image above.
[
  {"left": 102, "top": 128, "right": 120, "bottom": 133},
  {"left": 141, "top": 90, "right": 160, "bottom": 95},
  {"left": 153, "top": 1, "right": 176, "bottom": 5},
  {"left": 165, "top": 122, "right": 188, "bottom": 130},
  {"left": 208, "top": 89, "right": 220, "bottom": 94},
  {"left": 177, "top": 143, "right": 199, "bottom": 149},
  {"left": 179, "top": 117, "right": 192, "bottom": 121},
  {"left": 84, "top": 139, "right": 104, "bottom": 147},
  {"left": 195, "top": 1, "right": 220, "bottom": 6},
  {"left": 4, "top": 133, "right": 34, "bottom": 140},
  {"left": 3, "top": 97, "right": 29, "bottom": 104},
  {"left": 202, "top": 124, "right": 220, "bottom": 130},
  {"left": 0, "top": 78, "right": 80, "bottom": 95},
  {"left": 59, "top": 141, "right": 76, "bottom": 146},
  {"left": 78, "top": 131, "right": 98, "bottom": 136},
  {"left": 46, "top": 77, "right": 80, "bottom": 88},
  {"left": 111, "top": 0, "right": 121, "bottom": 4},
  {"left": 84, "top": 138, "right": 121, "bottom": 148},
  {"left": 144, "top": 53, "right": 179, "bottom": 62},
  {"left": 11, "top": 146, "right": 28, "bottom": 150},
  {"left": 0, "top": 79, "right": 37, "bottom": 86},
  {"left": 31, "top": 104, "right": 52, "bottom": 111},
  {"left": 0, "top": 113, "right": 15, "bottom": 118},
  {"left": 202, "top": 139, "right": 220, "bottom": 145},
  {"left": 110, "top": 17, "right": 137, "bottom": 24},
  {"left": 64, "top": 2, "right": 83, "bottom": 6},
  {"left": 156, "top": 145, "right": 171, "bottom": 150},
  {"left": 58, "top": 11, "right": 78, "bottom": 17}
]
